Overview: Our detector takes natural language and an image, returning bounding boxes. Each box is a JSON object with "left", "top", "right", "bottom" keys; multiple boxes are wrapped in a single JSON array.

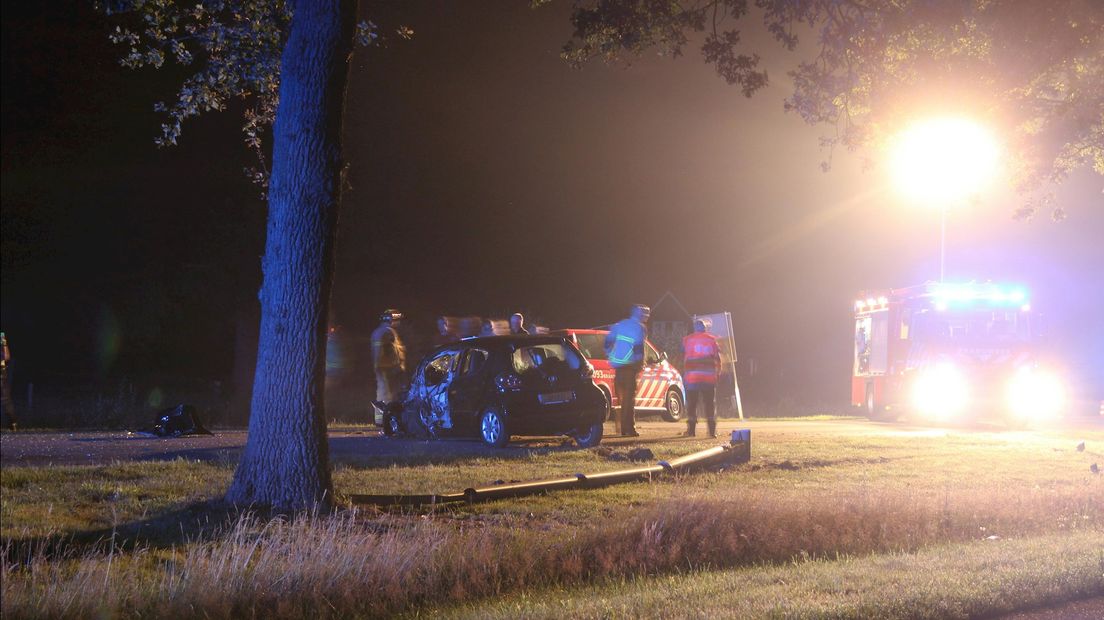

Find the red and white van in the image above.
[{"left": 552, "top": 328, "right": 685, "bottom": 422}]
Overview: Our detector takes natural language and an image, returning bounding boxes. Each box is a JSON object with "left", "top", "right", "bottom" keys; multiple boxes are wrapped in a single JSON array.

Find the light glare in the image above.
[
  {"left": 890, "top": 117, "right": 1000, "bottom": 206},
  {"left": 1006, "top": 367, "right": 1065, "bottom": 420},
  {"left": 912, "top": 363, "right": 969, "bottom": 419}
]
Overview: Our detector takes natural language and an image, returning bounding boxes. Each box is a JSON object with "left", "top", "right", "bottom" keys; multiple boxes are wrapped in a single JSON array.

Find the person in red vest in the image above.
[{"left": 681, "top": 318, "right": 721, "bottom": 437}]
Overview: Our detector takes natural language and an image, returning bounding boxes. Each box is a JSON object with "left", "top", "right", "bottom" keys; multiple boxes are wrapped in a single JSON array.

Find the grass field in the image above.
[{"left": 2, "top": 420, "right": 1102, "bottom": 618}]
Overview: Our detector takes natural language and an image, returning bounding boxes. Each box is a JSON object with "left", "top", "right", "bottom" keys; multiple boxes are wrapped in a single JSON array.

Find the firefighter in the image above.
[
  {"left": 1, "top": 332, "right": 16, "bottom": 431},
  {"left": 371, "top": 309, "right": 406, "bottom": 403},
  {"left": 682, "top": 318, "right": 721, "bottom": 437},
  {"left": 435, "top": 316, "right": 460, "bottom": 346},
  {"left": 509, "top": 313, "right": 530, "bottom": 335},
  {"left": 604, "top": 304, "right": 650, "bottom": 437}
]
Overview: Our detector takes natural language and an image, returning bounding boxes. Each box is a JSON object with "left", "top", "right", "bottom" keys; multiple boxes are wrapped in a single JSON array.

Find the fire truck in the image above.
[{"left": 851, "top": 282, "right": 1066, "bottom": 422}]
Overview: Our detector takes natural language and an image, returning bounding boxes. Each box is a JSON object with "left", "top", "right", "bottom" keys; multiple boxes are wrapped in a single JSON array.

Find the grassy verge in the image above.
[
  {"left": 432, "top": 531, "right": 1104, "bottom": 619},
  {"left": 2, "top": 424, "right": 1101, "bottom": 618}
]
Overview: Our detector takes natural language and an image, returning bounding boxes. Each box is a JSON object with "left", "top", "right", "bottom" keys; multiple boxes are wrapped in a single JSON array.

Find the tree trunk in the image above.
[{"left": 226, "top": 0, "right": 357, "bottom": 511}]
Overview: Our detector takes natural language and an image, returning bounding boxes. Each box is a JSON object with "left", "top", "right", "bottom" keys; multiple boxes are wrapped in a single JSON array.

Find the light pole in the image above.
[{"left": 888, "top": 117, "right": 1000, "bottom": 281}]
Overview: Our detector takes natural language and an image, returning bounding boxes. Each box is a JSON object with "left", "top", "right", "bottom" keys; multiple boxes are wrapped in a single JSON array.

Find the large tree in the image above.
[
  {"left": 101, "top": 0, "right": 382, "bottom": 510},
  {"left": 556, "top": 0, "right": 1103, "bottom": 218}
]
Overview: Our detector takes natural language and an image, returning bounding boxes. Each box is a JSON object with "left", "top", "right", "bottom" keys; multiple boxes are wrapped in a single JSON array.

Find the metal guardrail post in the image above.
[{"left": 350, "top": 433, "right": 753, "bottom": 507}]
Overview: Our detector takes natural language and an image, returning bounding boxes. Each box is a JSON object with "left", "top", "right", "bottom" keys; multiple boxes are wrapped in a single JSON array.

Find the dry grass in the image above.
[
  {"left": 3, "top": 481, "right": 1100, "bottom": 619},
  {"left": 441, "top": 531, "right": 1104, "bottom": 619},
  {"left": 3, "top": 423, "right": 1101, "bottom": 617}
]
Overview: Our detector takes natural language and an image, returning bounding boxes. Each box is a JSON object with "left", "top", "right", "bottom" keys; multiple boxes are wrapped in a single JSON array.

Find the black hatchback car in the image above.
[{"left": 384, "top": 335, "right": 607, "bottom": 447}]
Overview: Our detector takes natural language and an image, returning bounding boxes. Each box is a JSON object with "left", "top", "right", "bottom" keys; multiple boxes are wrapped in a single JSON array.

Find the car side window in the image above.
[
  {"left": 424, "top": 351, "right": 457, "bottom": 386},
  {"left": 460, "top": 349, "right": 488, "bottom": 376},
  {"left": 644, "top": 342, "right": 660, "bottom": 365}
]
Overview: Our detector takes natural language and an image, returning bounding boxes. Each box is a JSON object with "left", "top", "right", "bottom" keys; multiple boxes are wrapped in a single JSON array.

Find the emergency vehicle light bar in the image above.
[
  {"left": 854, "top": 283, "right": 1030, "bottom": 314},
  {"left": 928, "top": 283, "right": 1028, "bottom": 311}
]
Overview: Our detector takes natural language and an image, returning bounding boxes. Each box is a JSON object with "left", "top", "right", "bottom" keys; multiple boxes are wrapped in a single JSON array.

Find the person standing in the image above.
[
  {"left": 1, "top": 332, "right": 17, "bottom": 431},
  {"left": 604, "top": 304, "right": 650, "bottom": 437},
  {"left": 434, "top": 316, "right": 460, "bottom": 346},
  {"left": 681, "top": 318, "right": 721, "bottom": 437},
  {"left": 371, "top": 309, "right": 406, "bottom": 403},
  {"left": 509, "top": 313, "right": 530, "bottom": 335}
]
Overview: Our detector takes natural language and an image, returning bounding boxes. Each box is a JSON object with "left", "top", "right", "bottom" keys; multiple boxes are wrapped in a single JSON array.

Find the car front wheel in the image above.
[
  {"left": 385, "top": 413, "right": 404, "bottom": 436},
  {"left": 573, "top": 421, "right": 604, "bottom": 448},
  {"left": 662, "top": 388, "right": 683, "bottom": 422},
  {"left": 479, "top": 408, "right": 509, "bottom": 448}
]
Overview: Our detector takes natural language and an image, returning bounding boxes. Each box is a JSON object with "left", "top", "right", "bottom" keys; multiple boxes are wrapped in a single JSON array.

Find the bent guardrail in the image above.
[{"left": 350, "top": 430, "right": 751, "bottom": 507}]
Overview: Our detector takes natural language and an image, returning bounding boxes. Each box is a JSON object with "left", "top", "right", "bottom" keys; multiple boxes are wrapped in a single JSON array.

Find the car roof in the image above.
[
  {"left": 456, "top": 334, "right": 572, "bottom": 348},
  {"left": 551, "top": 328, "right": 608, "bottom": 335}
]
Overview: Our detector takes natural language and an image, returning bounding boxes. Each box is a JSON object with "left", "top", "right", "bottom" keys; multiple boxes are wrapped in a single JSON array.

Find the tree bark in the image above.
[{"left": 226, "top": 0, "right": 357, "bottom": 511}]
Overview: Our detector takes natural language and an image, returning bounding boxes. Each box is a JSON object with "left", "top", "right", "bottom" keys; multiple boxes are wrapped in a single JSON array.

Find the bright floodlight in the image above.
[{"left": 889, "top": 117, "right": 1000, "bottom": 205}]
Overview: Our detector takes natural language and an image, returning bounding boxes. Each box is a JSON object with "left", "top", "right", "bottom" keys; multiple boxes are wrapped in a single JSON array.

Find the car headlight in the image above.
[
  {"left": 1006, "top": 367, "right": 1065, "bottom": 419},
  {"left": 912, "top": 363, "right": 969, "bottom": 419}
]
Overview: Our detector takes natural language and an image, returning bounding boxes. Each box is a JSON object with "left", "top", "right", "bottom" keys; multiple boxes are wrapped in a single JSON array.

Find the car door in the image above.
[
  {"left": 448, "top": 348, "right": 490, "bottom": 425},
  {"left": 636, "top": 341, "right": 665, "bottom": 408},
  {"left": 420, "top": 348, "right": 460, "bottom": 429}
]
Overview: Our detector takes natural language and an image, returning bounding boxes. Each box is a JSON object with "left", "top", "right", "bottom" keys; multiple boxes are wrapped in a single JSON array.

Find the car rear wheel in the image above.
[
  {"left": 662, "top": 388, "right": 683, "bottom": 422},
  {"left": 573, "top": 421, "right": 604, "bottom": 448},
  {"left": 479, "top": 408, "right": 509, "bottom": 448}
]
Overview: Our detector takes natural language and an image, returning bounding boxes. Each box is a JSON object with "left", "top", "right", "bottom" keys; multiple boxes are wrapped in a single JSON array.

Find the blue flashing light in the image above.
[{"left": 929, "top": 283, "right": 1029, "bottom": 310}]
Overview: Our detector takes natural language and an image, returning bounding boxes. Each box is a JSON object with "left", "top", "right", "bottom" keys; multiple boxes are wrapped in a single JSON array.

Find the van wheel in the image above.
[
  {"left": 662, "top": 389, "right": 683, "bottom": 422},
  {"left": 598, "top": 386, "right": 614, "bottom": 421},
  {"left": 480, "top": 408, "right": 509, "bottom": 448}
]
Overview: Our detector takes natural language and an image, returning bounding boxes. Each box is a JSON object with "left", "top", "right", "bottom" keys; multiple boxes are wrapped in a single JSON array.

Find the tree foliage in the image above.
[
  {"left": 558, "top": 0, "right": 1103, "bottom": 217},
  {"left": 99, "top": 0, "right": 407, "bottom": 189}
]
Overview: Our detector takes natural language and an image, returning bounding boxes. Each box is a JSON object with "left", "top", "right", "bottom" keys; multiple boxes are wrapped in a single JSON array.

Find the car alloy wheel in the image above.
[
  {"left": 573, "top": 421, "right": 604, "bottom": 448},
  {"left": 662, "top": 388, "right": 683, "bottom": 422},
  {"left": 480, "top": 409, "right": 508, "bottom": 448}
]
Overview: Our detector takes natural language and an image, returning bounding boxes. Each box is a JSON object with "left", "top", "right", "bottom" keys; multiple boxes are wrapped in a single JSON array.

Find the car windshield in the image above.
[
  {"left": 573, "top": 334, "right": 607, "bottom": 360},
  {"left": 512, "top": 343, "right": 583, "bottom": 375}
]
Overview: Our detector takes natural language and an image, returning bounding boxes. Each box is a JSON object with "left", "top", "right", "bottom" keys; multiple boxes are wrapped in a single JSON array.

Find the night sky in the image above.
[{"left": 2, "top": 1, "right": 1102, "bottom": 412}]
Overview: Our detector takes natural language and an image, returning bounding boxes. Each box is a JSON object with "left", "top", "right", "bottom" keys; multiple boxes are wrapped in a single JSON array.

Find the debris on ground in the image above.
[
  {"left": 595, "top": 446, "right": 655, "bottom": 462},
  {"left": 133, "top": 404, "right": 213, "bottom": 438}
]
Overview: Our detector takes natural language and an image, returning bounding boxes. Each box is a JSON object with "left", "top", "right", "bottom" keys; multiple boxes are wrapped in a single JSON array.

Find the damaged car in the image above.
[{"left": 384, "top": 335, "right": 607, "bottom": 447}]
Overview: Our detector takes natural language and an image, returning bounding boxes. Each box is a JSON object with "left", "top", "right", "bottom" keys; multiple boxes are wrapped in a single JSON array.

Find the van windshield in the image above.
[{"left": 573, "top": 334, "right": 607, "bottom": 360}]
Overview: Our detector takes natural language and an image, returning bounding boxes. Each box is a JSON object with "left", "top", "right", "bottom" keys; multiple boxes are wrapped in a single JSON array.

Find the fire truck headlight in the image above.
[
  {"left": 912, "top": 364, "right": 969, "bottom": 418},
  {"left": 1006, "top": 368, "right": 1065, "bottom": 419}
]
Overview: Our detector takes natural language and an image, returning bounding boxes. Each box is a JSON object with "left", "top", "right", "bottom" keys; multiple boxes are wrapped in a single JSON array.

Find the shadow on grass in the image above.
[
  {"left": 327, "top": 434, "right": 595, "bottom": 469},
  {"left": 2, "top": 500, "right": 256, "bottom": 564}
]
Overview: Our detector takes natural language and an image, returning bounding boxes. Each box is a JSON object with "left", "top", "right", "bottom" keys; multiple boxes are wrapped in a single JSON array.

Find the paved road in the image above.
[{"left": 3, "top": 416, "right": 1099, "bottom": 468}]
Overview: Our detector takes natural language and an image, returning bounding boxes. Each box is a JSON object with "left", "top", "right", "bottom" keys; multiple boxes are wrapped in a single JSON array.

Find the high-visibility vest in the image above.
[
  {"left": 682, "top": 331, "right": 720, "bottom": 385},
  {"left": 605, "top": 318, "right": 646, "bottom": 368}
]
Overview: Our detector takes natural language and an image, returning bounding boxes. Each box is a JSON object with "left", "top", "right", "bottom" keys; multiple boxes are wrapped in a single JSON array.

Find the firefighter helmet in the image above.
[{"left": 380, "top": 309, "right": 403, "bottom": 323}]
